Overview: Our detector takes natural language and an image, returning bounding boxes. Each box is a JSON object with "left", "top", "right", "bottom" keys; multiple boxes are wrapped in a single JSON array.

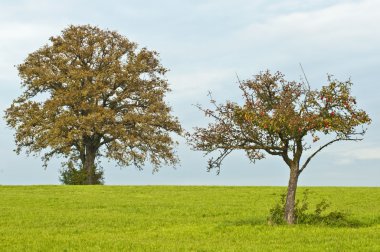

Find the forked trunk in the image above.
[{"left": 284, "top": 164, "right": 299, "bottom": 224}]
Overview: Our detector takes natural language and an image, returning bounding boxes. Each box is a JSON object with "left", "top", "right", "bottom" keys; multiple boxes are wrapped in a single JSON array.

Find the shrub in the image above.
[
  {"left": 59, "top": 162, "right": 104, "bottom": 185},
  {"left": 268, "top": 190, "right": 349, "bottom": 226}
]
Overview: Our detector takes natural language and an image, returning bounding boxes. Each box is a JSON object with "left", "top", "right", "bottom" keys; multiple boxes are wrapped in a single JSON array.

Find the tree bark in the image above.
[
  {"left": 84, "top": 145, "right": 97, "bottom": 185},
  {"left": 284, "top": 164, "right": 300, "bottom": 224}
]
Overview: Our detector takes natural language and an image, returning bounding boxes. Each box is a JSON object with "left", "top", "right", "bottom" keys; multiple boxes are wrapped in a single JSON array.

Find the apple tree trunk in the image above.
[{"left": 284, "top": 164, "right": 300, "bottom": 224}]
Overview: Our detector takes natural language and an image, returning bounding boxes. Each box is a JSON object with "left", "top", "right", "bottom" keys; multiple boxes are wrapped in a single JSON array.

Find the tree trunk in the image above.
[
  {"left": 284, "top": 164, "right": 300, "bottom": 224},
  {"left": 84, "top": 145, "right": 97, "bottom": 185}
]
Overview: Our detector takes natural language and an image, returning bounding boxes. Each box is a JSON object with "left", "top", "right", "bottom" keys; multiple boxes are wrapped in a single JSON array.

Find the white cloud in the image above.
[
  {"left": 331, "top": 145, "right": 380, "bottom": 166},
  {"left": 0, "top": 23, "right": 61, "bottom": 81},
  {"left": 342, "top": 147, "right": 380, "bottom": 160},
  {"left": 167, "top": 68, "right": 236, "bottom": 99},
  {"left": 234, "top": 0, "right": 380, "bottom": 66}
]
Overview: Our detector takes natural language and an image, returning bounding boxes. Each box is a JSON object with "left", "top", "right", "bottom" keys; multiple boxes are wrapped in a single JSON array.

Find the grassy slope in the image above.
[{"left": 0, "top": 186, "right": 379, "bottom": 251}]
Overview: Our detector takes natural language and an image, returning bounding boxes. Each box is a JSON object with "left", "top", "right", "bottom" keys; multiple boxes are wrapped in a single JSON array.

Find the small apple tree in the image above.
[{"left": 188, "top": 70, "right": 371, "bottom": 224}]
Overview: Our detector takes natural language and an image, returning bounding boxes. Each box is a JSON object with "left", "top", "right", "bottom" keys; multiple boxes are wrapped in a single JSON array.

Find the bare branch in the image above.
[
  {"left": 299, "top": 63, "right": 310, "bottom": 91},
  {"left": 208, "top": 149, "right": 233, "bottom": 175},
  {"left": 299, "top": 137, "right": 362, "bottom": 173}
]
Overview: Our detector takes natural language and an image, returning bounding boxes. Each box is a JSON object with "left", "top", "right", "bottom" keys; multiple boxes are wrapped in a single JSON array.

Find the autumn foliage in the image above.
[{"left": 5, "top": 25, "right": 182, "bottom": 184}]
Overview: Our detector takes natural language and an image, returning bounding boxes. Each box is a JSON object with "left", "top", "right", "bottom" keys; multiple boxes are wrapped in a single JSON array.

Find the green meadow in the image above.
[{"left": 0, "top": 186, "right": 379, "bottom": 251}]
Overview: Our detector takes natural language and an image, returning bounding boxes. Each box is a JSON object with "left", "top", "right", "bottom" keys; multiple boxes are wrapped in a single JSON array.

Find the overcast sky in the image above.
[{"left": 0, "top": 0, "right": 379, "bottom": 186}]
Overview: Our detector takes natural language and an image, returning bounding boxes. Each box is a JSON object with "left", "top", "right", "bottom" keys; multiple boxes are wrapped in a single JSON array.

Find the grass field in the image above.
[{"left": 0, "top": 186, "right": 379, "bottom": 251}]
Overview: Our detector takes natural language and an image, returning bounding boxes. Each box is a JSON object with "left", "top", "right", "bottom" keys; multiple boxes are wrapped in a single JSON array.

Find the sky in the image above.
[{"left": 0, "top": 0, "right": 379, "bottom": 186}]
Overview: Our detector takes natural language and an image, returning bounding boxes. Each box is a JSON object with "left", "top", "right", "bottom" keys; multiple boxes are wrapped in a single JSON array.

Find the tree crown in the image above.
[
  {"left": 189, "top": 70, "right": 371, "bottom": 173},
  {"left": 5, "top": 25, "right": 182, "bottom": 173}
]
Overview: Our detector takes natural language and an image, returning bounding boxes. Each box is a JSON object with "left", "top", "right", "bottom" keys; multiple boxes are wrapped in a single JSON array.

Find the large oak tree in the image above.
[
  {"left": 5, "top": 25, "right": 182, "bottom": 184},
  {"left": 188, "top": 71, "right": 370, "bottom": 224}
]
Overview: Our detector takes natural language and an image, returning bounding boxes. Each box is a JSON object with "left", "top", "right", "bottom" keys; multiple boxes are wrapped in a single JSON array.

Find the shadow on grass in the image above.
[
  {"left": 219, "top": 218, "right": 266, "bottom": 227},
  {"left": 222, "top": 218, "right": 264, "bottom": 227},
  {"left": 221, "top": 215, "right": 380, "bottom": 228}
]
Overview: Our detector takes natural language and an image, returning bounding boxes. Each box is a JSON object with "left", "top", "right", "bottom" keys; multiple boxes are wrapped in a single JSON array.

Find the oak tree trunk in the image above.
[
  {"left": 284, "top": 164, "right": 300, "bottom": 224},
  {"left": 84, "top": 145, "right": 97, "bottom": 185}
]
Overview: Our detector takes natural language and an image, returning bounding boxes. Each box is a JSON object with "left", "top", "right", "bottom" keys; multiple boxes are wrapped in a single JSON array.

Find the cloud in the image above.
[
  {"left": 167, "top": 68, "right": 237, "bottom": 100},
  {"left": 332, "top": 146, "right": 380, "bottom": 166},
  {"left": 0, "top": 23, "right": 61, "bottom": 82},
  {"left": 343, "top": 147, "right": 380, "bottom": 160},
  {"left": 234, "top": 0, "right": 380, "bottom": 69}
]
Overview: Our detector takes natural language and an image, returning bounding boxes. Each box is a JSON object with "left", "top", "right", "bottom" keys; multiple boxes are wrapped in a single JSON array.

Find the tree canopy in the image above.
[
  {"left": 5, "top": 25, "right": 182, "bottom": 184},
  {"left": 188, "top": 70, "right": 371, "bottom": 223}
]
